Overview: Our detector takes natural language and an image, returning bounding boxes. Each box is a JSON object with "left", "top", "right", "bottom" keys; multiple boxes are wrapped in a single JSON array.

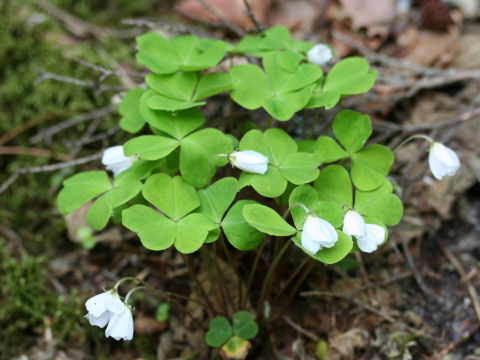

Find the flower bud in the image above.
[
  {"left": 102, "top": 145, "right": 135, "bottom": 177},
  {"left": 229, "top": 150, "right": 269, "bottom": 175},
  {"left": 342, "top": 210, "right": 366, "bottom": 238},
  {"left": 428, "top": 142, "right": 460, "bottom": 180},
  {"left": 307, "top": 44, "right": 333, "bottom": 66},
  {"left": 301, "top": 214, "right": 338, "bottom": 254},
  {"left": 356, "top": 224, "right": 385, "bottom": 253}
]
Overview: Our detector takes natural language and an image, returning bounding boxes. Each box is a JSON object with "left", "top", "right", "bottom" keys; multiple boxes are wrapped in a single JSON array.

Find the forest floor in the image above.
[{"left": 1, "top": 0, "right": 480, "bottom": 359}]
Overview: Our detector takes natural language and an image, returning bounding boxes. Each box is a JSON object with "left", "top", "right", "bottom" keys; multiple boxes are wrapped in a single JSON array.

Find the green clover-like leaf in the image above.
[
  {"left": 136, "top": 33, "right": 227, "bottom": 74},
  {"left": 222, "top": 200, "right": 265, "bottom": 251},
  {"left": 307, "top": 57, "right": 377, "bottom": 109},
  {"left": 232, "top": 311, "right": 259, "bottom": 340},
  {"left": 205, "top": 316, "right": 233, "bottom": 348}
]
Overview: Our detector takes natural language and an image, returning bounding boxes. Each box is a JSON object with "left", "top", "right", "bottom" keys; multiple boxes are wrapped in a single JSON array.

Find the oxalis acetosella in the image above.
[{"left": 53, "top": 25, "right": 464, "bottom": 349}]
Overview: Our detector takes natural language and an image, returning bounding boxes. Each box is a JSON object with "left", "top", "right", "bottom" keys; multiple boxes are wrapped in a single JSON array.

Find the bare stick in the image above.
[
  {"left": 0, "top": 152, "right": 102, "bottom": 196},
  {"left": 196, "top": 0, "right": 245, "bottom": 37},
  {"left": 437, "top": 239, "right": 480, "bottom": 322},
  {"left": 283, "top": 315, "right": 319, "bottom": 341},
  {"left": 242, "top": 0, "right": 264, "bottom": 32},
  {"left": 30, "top": 105, "right": 115, "bottom": 145}
]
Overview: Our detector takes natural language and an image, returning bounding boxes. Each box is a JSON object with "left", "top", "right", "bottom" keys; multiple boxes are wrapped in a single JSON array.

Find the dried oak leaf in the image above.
[
  {"left": 175, "top": 0, "right": 271, "bottom": 32},
  {"left": 337, "top": 0, "right": 397, "bottom": 38}
]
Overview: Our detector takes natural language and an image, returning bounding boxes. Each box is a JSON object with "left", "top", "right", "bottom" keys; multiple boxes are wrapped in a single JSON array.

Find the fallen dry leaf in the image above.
[
  {"left": 337, "top": 0, "right": 396, "bottom": 38},
  {"left": 327, "top": 328, "right": 369, "bottom": 359},
  {"left": 175, "top": 0, "right": 271, "bottom": 32},
  {"left": 397, "top": 26, "right": 460, "bottom": 67}
]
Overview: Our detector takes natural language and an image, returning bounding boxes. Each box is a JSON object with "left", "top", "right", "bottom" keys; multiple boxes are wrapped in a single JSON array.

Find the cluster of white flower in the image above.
[{"left": 85, "top": 289, "right": 134, "bottom": 341}]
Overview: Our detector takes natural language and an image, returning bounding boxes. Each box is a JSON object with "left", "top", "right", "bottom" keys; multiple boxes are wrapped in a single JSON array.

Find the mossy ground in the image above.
[{"left": 0, "top": 0, "right": 168, "bottom": 357}]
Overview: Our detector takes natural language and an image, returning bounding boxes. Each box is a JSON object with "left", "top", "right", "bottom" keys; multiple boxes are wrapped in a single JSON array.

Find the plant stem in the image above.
[
  {"left": 309, "top": 109, "right": 321, "bottom": 139},
  {"left": 242, "top": 237, "right": 268, "bottom": 309},
  {"left": 266, "top": 114, "right": 273, "bottom": 129},
  {"left": 257, "top": 238, "right": 292, "bottom": 316},
  {"left": 272, "top": 257, "right": 309, "bottom": 305},
  {"left": 213, "top": 242, "right": 235, "bottom": 315},
  {"left": 392, "top": 134, "right": 433, "bottom": 152},
  {"left": 280, "top": 259, "right": 315, "bottom": 315},
  {"left": 180, "top": 253, "right": 216, "bottom": 315}
]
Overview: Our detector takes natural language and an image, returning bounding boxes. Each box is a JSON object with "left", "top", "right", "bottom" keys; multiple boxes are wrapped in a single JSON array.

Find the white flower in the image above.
[
  {"left": 105, "top": 304, "right": 134, "bottom": 341},
  {"left": 307, "top": 44, "right": 333, "bottom": 66},
  {"left": 102, "top": 145, "right": 135, "bottom": 177},
  {"left": 229, "top": 150, "right": 269, "bottom": 175},
  {"left": 85, "top": 290, "right": 124, "bottom": 328},
  {"left": 342, "top": 210, "right": 366, "bottom": 238},
  {"left": 356, "top": 224, "right": 385, "bottom": 253},
  {"left": 301, "top": 214, "right": 338, "bottom": 254},
  {"left": 428, "top": 142, "right": 460, "bottom": 180}
]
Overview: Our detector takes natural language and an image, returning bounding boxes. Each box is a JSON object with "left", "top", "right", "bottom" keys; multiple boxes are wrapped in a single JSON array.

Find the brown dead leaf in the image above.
[
  {"left": 327, "top": 328, "right": 369, "bottom": 360},
  {"left": 397, "top": 26, "right": 460, "bottom": 67},
  {"left": 175, "top": 0, "right": 271, "bottom": 32},
  {"left": 337, "top": 0, "right": 396, "bottom": 38},
  {"left": 133, "top": 313, "right": 166, "bottom": 335},
  {"left": 454, "top": 33, "right": 480, "bottom": 69},
  {"left": 267, "top": 0, "right": 321, "bottom": 32}
]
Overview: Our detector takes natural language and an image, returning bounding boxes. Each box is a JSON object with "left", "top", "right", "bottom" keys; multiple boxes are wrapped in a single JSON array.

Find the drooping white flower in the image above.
[
  {"left": 105, "top": 304, "right": 134, "bottom": 341},
  {"left": 301, "top": 214, "right": 338, "bottom": 254},
  {"left": 102, "top": 145, "right": 135, "bottom": 177},
  {"left": 86, "top": 311, "right": 111, "bottom": 328},
  {"left": 428, "top": 142, "right": 460, "bottom": 180},
  {"left": 356, "top": 224, "right": 385, "bottom": 253},
  {"left": 307, "top": 44, "right": 333, "bottom": 66},
  {"left": 229, "top": 150, "right": 269, "bottom": 175},
  {"left": 342, "top": 210, "right": 366, "bottom": 238},
  {"left": 85, "top": 289, "right": 124, "bottom": 328}
]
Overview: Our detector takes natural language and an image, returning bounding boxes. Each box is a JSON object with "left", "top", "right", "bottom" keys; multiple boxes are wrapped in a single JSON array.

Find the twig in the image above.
[
  {"left": 437, "top": 322, "right": 480, "bottom": 356},
  {"left": 35, "top": 71, "right": 126, "bottom": 94},
  {"left": 242, "top": 0, "right": 264, "bottom": 32},
  {"left": 0, "top": 146, "right": 70, "bottom": 161},
  {"left": 0, "top": 112, "right": 71, "bottom": 146},
  {"left": 29, "top": 105, "right": 116, "bottom": 145},
  {"left": 195, "top": 0, "right": 245, "bottom": 37},
  {"left": 397, "top": 224, "right": 432, "bottom": 296},
  {"left": 346, "top": 271, "right": 413, "bottom": 296},
  {"left": 0, "top": 152, "right": 102, "bottom": 196},
  {"left": 300, "top": 290, "right": 397, "bottom": 323},
  {"left": 283, "top": 315, "right": 319, "bottom": 341},
  {"left": 33, "top": 0, "right": 142, "bottom": 39},
  {"left": 436, "top": 239, "right": 480, "bottom": 322}
]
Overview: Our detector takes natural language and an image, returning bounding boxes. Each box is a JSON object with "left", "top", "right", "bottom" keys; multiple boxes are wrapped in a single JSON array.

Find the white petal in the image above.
[
  {"left": 342, "top": 210, "right": 366, "bottom": 238},
  {"left": 105, "top": 305, "right": 134, "bottom": 341},
  {"left": 102, "top": 145, "right": 135, "bottom": 177},
  {"left": 85, "top": 292, "right": 110, "bottom": 318},
  {"left": 307, "top": 44, "right": 333, "bottom": 66},
  {"left": 428, "top": 143, "right": 460, "bottom": 180},
  {"left": 301, "top": 229, "right": 322, "bottom": 254},
  {"left": 357, "top": 224, "right": 385, "bottom": 253},
  {"left": 104, "top": 293, "right": 126, "bottom": 315},
  {"left": 102, "top": 145, "right": 126, "bottom": 165},
  {"left": 303, "top": 215, "right": 338, "bottom": 250},
  {"left": 229, "top": 150, "right": 269, "bottom": 175},
  {"left": 85, "top": 311, "right": 111, "bottom": 328}
]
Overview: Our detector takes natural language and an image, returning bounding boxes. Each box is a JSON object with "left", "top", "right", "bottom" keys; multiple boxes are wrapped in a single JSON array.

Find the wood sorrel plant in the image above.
[{"left": 57, "top": 25, "right": 406, "bottom": 349}]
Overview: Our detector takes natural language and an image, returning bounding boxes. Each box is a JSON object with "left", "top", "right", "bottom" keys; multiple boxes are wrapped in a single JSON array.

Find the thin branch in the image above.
[
  {"left": 0, "top": 152, "right": 102, "bottom": 196},
  {"left": 29, "top": 105, "right": 116, "bottom": 145},
  {"left": 242, "top": 0, "right": 264, "bottom": 32},
  {"left": 283, "top": 315, "right": 319, "bottom": 341},
  {"left": 195, "top": 0, "right": 245, "bottom": 37}
]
